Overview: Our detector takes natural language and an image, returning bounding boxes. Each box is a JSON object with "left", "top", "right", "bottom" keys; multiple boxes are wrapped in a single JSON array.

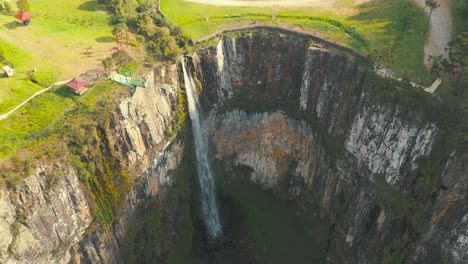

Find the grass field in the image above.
[
  {"left": 0, "top": 35, "right": 55, "bottom": 113},
  {"left": 0, "top": 81, "right": 115, "bottom": 159},
  {"left": 0, "top": 0, "right": 114, "bottom": 78},
  {"left": 0, "top": 0, "right": 114, "bottom": 110},
  {"left": 0, "top": 0, "right": 115, "bottom": 159},
  {"left": 161, "top": 0, "right": 428, "bottom": 76}
]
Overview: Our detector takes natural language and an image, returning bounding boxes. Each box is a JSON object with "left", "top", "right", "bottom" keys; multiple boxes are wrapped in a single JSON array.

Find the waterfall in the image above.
[{"left": 182, "top": 58, "right": 222, "bottom": 238}]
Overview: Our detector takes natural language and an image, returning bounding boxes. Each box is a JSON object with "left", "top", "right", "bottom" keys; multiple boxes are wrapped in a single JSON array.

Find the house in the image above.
[
  {"left": 66, "top": 77, "right": 89, "bottom": 95},
  {"left": 2, "top": 65, "right": 14, "bottom": 77}
]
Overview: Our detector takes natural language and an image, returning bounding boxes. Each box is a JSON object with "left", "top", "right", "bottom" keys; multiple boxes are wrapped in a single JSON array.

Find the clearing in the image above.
[{"left": 0, "top": 0, "right": 116, "bottom": 159}]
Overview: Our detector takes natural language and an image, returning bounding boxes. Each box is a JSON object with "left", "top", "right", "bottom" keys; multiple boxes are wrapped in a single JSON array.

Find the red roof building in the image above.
[
  {"left": 66, "top": 78, "right": 89, "bottom": 95},
  {"left": 451, "top": 64, "right": 463, "bottom": 73},
  {"left": 14, "top": 12, "right": 34, "bottom": 22}
]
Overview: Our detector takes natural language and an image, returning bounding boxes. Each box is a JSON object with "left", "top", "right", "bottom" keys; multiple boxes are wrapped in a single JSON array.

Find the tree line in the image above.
[{"left": 99, "top": 0, "right": 189, "bottom": 63}]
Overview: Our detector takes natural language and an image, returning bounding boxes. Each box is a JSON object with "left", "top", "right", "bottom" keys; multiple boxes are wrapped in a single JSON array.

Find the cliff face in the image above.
[
  {"left": 0, "top": 66, "right": 183, "bottom": 264},
  {"left": 1, "top": 31, "right": 466, "bottom": 264},
  {"left": 196, "top": 32, "right": 467, "bottom": 263},
  {"left": 0, "top": 166, "right": 92, "bottom": 264}
]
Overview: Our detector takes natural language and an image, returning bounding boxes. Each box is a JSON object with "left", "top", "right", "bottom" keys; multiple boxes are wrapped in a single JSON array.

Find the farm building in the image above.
[{"left": 66, "top": 77, "right": 89, "bottom": 95}]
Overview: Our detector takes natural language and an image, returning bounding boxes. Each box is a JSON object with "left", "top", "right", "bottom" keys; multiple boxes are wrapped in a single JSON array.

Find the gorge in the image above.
[{"left": 0, "top": 30, "right": 467, "bottom": 264}]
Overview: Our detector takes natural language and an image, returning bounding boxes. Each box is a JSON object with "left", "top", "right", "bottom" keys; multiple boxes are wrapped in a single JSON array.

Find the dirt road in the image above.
[{"left": 414, "top": 0, "right": 453, "bottom": 66}]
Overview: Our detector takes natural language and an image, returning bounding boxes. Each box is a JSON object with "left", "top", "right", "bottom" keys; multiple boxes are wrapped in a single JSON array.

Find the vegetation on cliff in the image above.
[
  {"left": 123, "top": 125, "right": 199, "bottom": 264},
  {"left": 0, "top": 81, "right": 132, "bottom": 225}
]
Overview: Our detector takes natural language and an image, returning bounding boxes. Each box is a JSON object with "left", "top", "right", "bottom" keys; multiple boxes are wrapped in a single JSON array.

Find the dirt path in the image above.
[
  {"left": 0, "top": 80, "right": 70, "bottom": 121},
  {"left": 414, "top": 0, "right": 453, "bottom": 66}
]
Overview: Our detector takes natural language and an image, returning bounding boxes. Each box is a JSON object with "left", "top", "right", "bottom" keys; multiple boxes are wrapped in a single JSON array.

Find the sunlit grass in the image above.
[
  {"left": 0, "top": 0, "right": 115, "bottom": 158},
  {"left": 162, "top": 0, "right": 428, "bottom": 76}
]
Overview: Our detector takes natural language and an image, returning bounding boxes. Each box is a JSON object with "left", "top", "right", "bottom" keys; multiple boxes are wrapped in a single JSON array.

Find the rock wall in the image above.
[
  {"left": 196, "top": 32, "right": 467, "bottom": 263},
  {"left": 0, "top": 65, "right": 183, "bottom": 264},
  {"left": 0, "top": 166, "right": 92, "bottom": 264},
  {"left": 1, "top": 30, "right": 466, "bottom": 264},
  {"left": 70, "top": 141, "right": 184, "bottom": 264}
]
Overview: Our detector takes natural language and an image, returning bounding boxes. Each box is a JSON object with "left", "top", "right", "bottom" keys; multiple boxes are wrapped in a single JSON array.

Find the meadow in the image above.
[
  {"left": 0, "top": 0, "right": 115, "bottom": 159},
  {"left": 161, "top": 0, "right": 428, "bottom": 77}
]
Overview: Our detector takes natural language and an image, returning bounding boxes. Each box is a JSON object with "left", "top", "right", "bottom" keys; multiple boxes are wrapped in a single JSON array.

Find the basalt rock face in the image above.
[
  {"left": 70, "top": 141, "right": 184, "bottom": 264},
  {"left": 0, "top": 66, "right": 183, "bottom": 264},
  {"left": 1, "top": 31, "right": 466, "bottom": 264},
  {"left": 195, "top": 32, "right": 467, "bottom": 263}
]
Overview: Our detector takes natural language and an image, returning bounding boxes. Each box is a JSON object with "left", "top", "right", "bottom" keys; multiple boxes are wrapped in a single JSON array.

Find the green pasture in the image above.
[
  {"left": 0, "top": 0, "right": 114, "bottom": 112},
  {"left": 0, "top": 0, "right": 115, "bottom": 158},
  {"left": 0, "top": 37, "right": 55, "bottom": 113},
  {"left": 162, "top": 0, "right": 428, "bottom": 76},
  {"left": 0, "top": 80, "right": 127, "bottom": 160}
]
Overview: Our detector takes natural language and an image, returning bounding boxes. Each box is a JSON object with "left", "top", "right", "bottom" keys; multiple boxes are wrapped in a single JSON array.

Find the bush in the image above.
[
  {"left": 118, "top": 60, "right": 139, "bottom": 76},
  {"left": 112, "top": 22, "right": 128, "bottom": 36},
  {"left": 102, "top": 57, "right": 113, "bottom": 72},
  {"left": 111, "top": 50, "right": 132, "bottom": 67},
  {"left": 16, "top": 0, "right": 29, "bottom": 12},
  {"left": 4, "top": 1, "right": 11, "bottom": 12}
]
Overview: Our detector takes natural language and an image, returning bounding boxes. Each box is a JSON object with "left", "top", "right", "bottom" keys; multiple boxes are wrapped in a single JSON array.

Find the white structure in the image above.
[{"left": 2, "top": 65, "right": 14, "bottom": 77}]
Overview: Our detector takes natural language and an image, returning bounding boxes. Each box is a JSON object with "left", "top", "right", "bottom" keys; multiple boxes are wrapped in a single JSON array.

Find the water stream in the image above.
[{"left": 182, "top": 58, "right": 222, "bottom": 238}]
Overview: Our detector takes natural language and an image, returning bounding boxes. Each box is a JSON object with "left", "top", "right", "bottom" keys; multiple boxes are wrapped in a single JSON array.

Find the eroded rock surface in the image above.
[{"left": 196, "top": 32, "right": 467, "bottom": 263}]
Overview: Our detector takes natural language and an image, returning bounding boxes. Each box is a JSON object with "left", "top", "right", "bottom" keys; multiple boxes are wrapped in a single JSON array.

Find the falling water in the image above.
[{"left": 182, "top": 58, "right": 222, "bottom": 238}]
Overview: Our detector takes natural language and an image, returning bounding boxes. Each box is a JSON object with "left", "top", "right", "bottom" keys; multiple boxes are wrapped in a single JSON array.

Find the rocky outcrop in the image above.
[
  {"left": 70, "top": 141, "right": 184, "bottom": 263},
  {"left": 0, "top": 65, "right": 182, "bottom": 264},
  {"left": 196, "top": 32, "right": 467, "bottom": 263},
  {"left": 345, "top": 105, "right": 437, "bottom": 186},
  {"left": 0, "top": 166, "right": 91, "bottom": 264}
]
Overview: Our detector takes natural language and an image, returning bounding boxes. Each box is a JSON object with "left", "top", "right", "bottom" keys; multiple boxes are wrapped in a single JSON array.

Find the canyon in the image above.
[{"left": 0, "top": 30, "right": 466, "bottom": 263}]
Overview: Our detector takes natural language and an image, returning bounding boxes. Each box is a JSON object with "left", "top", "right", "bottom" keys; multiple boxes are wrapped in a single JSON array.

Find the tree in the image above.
[
  {"left": 112, "top": 22, "right": 127, "bottom": 36},
  {"left": 4, "top": 1, "right": 11, "bottom": 12},
  {"left": 0, "top": 2, "right": 4, "bottom": 11},
  {"left": 449, "top": 32, "right": 468, "bottom": 68},
  {"left": 448, "top": 32, "right": 468, "bottom": 95},
  {"left": 422, "top": 0, "right": 440, "bottom": 37},
  {"left": 137, "top": 14, "right": 157, "bottom": 37},
  {"left": 431, "top": 32, "right": 468, "bottom": 96},
  {"left": 16, "top": 0, "right": 29, "bottom": 12},
  {"left": 111, "top": 50, "right": 132, "bottom": 67},
  {"left": 102, "top": 57, "right": 113, "bottom": 73}
]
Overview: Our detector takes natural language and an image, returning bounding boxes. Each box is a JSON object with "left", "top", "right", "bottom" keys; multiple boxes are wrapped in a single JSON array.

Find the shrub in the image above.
[
  {"left": 4, "top": 1, "right": 11, "bottom": 12},
  {"left": 16, "top": 0, "right": 29, "bottom": 12},
  {"left": 111, "top": 50, "right": 132, "bottom": 67},
  {"left": 102, "top": 57, "right": 113, "bottom": 72},
  {"left": 112, "top": 22, "right": 128, "bottom": 36},
  {"left": 118, "top": 60, "right": 139, "bottom": 76}
]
